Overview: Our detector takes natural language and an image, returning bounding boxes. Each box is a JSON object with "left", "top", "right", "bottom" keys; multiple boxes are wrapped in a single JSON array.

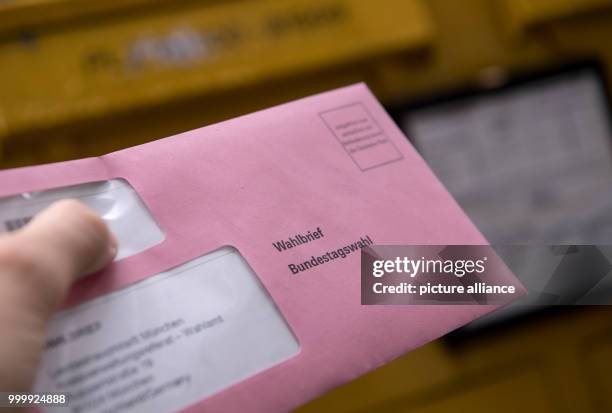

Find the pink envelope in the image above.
[{"left": 0, "top": 84, "right": 517, "bottom": 413}]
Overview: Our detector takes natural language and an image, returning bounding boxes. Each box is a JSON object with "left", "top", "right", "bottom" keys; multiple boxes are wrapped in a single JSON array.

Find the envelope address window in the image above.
[
  {"left": 0, "top": 178, "right": 164, "bottom": 261},
  {"left": 33, "top": 246, "right": 300, "bottom": 413}
]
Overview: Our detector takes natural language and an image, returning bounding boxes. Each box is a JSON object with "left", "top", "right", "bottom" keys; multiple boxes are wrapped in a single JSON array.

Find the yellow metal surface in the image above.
[
  {"left": 0, "top": 0, "right": 171, "bottom": 36},
  {"left": 502, "top": 0, "right": 612, "bottom": 33},
  {"left": 0, "top": 0, "right": 432, "bottom": 141},
  {"left": 297, "top": 308, "right": 612, "bottom": 413},
  {"left": 2, "top": 0, "right": 612, "bottom": 167}
]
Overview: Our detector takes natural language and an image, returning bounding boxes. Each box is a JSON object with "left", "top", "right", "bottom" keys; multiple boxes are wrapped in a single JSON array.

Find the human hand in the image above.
[{"left": 0, "top": 200, "right": 116, "bottom": 392}]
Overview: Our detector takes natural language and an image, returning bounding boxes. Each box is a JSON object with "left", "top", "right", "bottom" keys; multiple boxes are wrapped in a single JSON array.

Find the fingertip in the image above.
[{"left": 20, "top": 199, "right": 116, "bottom": 281}]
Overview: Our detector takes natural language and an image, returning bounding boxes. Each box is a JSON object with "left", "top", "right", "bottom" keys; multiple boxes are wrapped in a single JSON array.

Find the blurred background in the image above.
[{"left": 2, "top": 0, "right": 612, "bottom": 411}]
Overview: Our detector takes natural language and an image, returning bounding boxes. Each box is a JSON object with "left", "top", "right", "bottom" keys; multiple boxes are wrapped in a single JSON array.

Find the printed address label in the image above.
[{"left": 34, "top": 247, "right": 300, "bottom": 413}]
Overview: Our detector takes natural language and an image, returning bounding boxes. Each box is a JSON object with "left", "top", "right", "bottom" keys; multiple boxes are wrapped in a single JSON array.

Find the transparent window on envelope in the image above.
[
  {"left": 34, "top": 247, "right": 300, "bottom": 412},
  {"left": 0, "top": 178, "right": 164, "bottom": 260}
]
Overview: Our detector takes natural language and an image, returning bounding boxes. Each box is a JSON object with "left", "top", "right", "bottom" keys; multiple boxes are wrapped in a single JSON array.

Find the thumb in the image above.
[{"left": 0, "top": 199, "right": 117, "bottom": 391}]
